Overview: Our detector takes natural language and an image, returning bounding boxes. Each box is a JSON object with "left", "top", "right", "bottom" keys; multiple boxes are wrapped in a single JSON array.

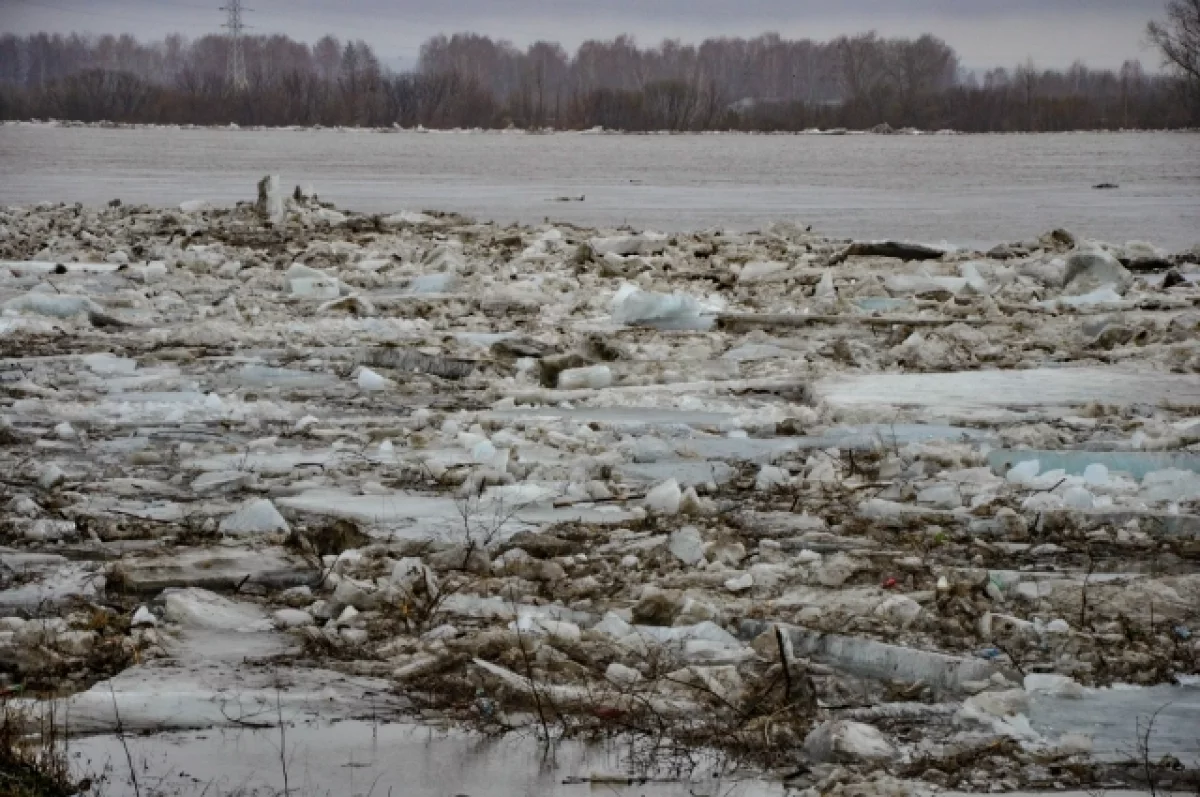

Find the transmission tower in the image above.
[{"left": 220, "top": 0, "right": 250, "bottom": 92}]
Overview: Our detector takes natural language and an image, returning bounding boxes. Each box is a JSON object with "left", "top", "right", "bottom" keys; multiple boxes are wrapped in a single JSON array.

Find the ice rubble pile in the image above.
[{"left": 0, "top": 190, "right": 1198, "bottom": 793}]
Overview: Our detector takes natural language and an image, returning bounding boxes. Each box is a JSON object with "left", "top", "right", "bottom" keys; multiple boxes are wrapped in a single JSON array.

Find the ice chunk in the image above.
[
  {"left": 884, "top": 275, "right": 967, "bottom": 297},
  {"left": 1006, "top": 459, "right": 1040, "bottom": 485},
  {"left": 725, "top": 573, "right": 754, "bottom": 592},
  {"left": 1123, "top": 240, "right": 1169, "bottom": 263},
  {"left": 256, "top": 174, "right": 286, "bottom": 225},
  {"left": 391, "top": 558, "right": 439, "bottom": 598},
  {"left": 381, "top": 210, "right": 436, "bottom": 227},
  {"left": 723, "top": 343, "right": 789, "bottom": 362},
  {"left": 1063, "top": 487, "right": 1095, "bottom": 509},
  {"left": 4, "top": 292, "right": 104, "bottom": 319},
  {"left": 218, "top": 499, "right": 290, "bottom": 536},
  {"left": 1024, "top": 673, "right": 1087, "bottom": 698},
  {"left": 1141, "top": 468, "right": 1200, "bottom": 503},
  {"left": 131, "top": 606, "right": 157, "bottom": 627},
  {"left": 590, "top": 233, "right": 668, "bottom": 257},
  {"left": 957, "top": 690, "right": 1038, "bottom": 740},
  {"left": 37, "top": 463, "right": 66, "bottom": 490},
  {"left": 593, "top": 611, "right": 635, "bottom": 639},
  {"left": 668, "top": 526, "right": 706, "bottom": 566},
  {"left": 314, "top": 207, "right": 346, "bottom": 225},
  {"left": 738, "top": 261, "right": 787, "bottom": 284},
  {"left": 273, "top": 609, "right": 315, "bottom": 628},
  {"left": 814, "top": 269, "right": 836, "bottom": 299},
  {"left": 408, "top": 273, "right": 459, "bottom": 294},
  {"left": 875, "top": 595, "right": 922, "bottom": 627},
  {"left": 1043, "top": 285, "right": 1125, "bottom": 308},
  {"left": 82, "top": 353, "right": 137, "bottom": 375},
  {"left": 558, "top": 365, "right": 613, "bottom": 390},
  {"left": 804, "top": 720, "right": 897, "bottom": 763},
  {"left": 133, "top": 260, "right": 168, "bottom": 283},
  {"left": 179, "top": 199, "right": 212, "bottom": 214},
  {"left": 356, "top": 367, "right": 390, "bottom": 391},
  {"left": 469, "top": 440, "right": 510, "bottom": 472},
  {"left": 192, "top": 470, "right": 252, "bottom": 494},
  {"left": 645, "top": 479, "right": 682, "bottom": 515},
  {"left": 605, "top": 662, "right": 642, "bottom": 686},
  {"left": 854, "top": 297, "right": 915, "bottom": 313},
  {"left": 521, "top": 617, "right": 581, "bottom": 644},
  {"left": 290, "top": 276, "right": 340, "bottom": 299},
  {"left": 1083, "top": 463, "right": 1110, "bottom": 486},
  {"left": 960, "top": 261, "right": 991, "bottom": 295},
  {"left": 755, "top": 465, "right": 791, "bottom": 492},
  {"left": 917, "top": 483, "right": 961, "bottom": 508},
  {"left": 1042, "top": 618, "right": 1071, "bottom": 634},
  {"left": 611, "top": 283, "right": 714, "bottom": 329},
  {"left": 1062, "top": 243, "right": 1132, "bottom": 295},
  {"left": 162, "top": 587, "right": 273, "bottom": 632}
]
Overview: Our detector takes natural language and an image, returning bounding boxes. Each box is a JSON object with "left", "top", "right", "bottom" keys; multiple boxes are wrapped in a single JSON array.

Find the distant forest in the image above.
[{"left": 1, "top": 30, "right": 1197, "bottom": 131}]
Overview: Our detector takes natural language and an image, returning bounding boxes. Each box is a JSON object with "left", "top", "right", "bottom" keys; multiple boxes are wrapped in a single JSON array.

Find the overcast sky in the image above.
[{"left": 1, "top": 0, "right": 1168, "bottom": 70}]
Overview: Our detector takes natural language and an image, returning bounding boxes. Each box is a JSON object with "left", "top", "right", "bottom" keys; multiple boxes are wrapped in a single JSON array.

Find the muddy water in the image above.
[
  {"left": 1, "top": 125, "right": 1197, "bottom": 250},
  {"left": 71, "top": 720, "right": 787, "bottom": 797}
]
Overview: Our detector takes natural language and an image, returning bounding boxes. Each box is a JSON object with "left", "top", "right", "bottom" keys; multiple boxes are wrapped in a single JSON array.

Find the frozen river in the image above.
[{"left": 1, "top": 124, "right": 1197, "bottom": 250}]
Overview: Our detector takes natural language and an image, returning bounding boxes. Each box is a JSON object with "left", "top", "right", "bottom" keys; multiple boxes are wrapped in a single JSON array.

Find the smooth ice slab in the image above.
[
  {"left": 235, "top": 364, "right": 336, "bottom": 388},
  {"left": 277, "top": 489, "right": 633, "bottom": 540},
  {"left": 484, "top": 406, "right": 736, "bottom": 429},
  {"left": 818, "top": 367, "right": 1200, "bottom": 416},
  {"left": 42, "top": 662, "right": 408, "bottom": 735},
  {"left": 798, "top": 424, "right": 993, "bottom": 449}
]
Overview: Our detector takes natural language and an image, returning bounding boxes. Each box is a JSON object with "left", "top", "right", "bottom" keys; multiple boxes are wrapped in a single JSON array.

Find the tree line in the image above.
[{"left": 0, "top": 25, "right": 1196, "bottom": 131}]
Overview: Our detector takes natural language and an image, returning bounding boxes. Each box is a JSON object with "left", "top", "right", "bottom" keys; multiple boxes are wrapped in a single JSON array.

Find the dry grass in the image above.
[{"left": 0, "top": 700, "right": 79, "bottom": 797}]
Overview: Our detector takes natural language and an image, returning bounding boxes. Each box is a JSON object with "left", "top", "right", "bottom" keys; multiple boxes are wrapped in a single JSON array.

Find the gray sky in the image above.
[{"left": 1, "top": 0, "right": 1168, "bottom": 69}]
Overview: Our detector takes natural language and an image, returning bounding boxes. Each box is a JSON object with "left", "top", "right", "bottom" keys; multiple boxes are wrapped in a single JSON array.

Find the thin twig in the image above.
[
  {"left": 110, "top": 684, "right": 141, "bottom": 797},
  {"left": 276, "top": 684, "right": 290, "bottom": 797}
]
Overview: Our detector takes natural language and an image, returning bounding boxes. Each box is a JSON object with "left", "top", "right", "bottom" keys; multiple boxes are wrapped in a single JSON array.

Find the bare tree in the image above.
[
  {"left": 0, "top": 28, "right": 1194, "bottom": 131},
  {"left": 1148, "top": 0, "right": 1200, "bottom": 116}
]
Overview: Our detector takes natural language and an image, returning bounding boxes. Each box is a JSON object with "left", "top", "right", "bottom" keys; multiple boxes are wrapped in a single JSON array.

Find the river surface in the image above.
[
  {"left": 1, "top": 124, "right": 1197, "bottom": 250},
  {"left": 70, "top": 720, "right": 786, "bottom": 797}
]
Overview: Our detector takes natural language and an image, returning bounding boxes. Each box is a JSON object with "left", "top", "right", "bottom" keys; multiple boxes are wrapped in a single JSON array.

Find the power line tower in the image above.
[{"left": 220, "top": 0, "right": 250, "bottom": 92}]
